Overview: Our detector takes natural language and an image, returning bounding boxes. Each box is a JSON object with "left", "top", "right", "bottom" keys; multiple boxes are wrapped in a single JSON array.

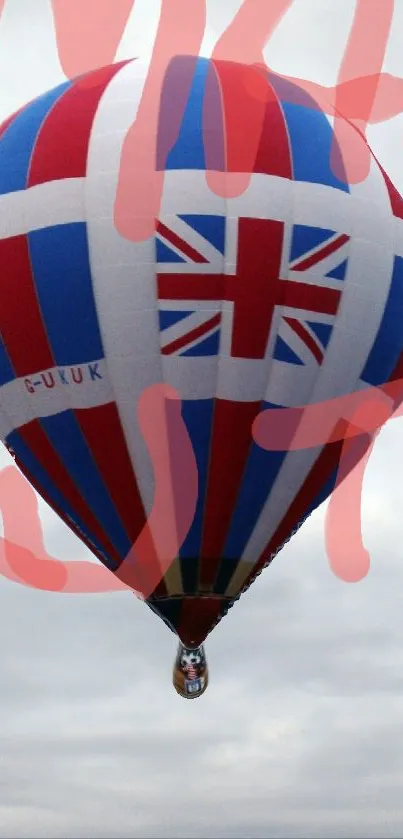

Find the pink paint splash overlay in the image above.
[
  {"left": 0, "top": 385, "right": 198, "bottom": 599},
  {"left": 48, "top": 0, "right": 403, "bottom": 240},
  {"left": 330, "top": 0, "right": 395, "bottom": 184},
  {"left": 50, "top": 0, "right": 135, "bottom": 79},
  {"left": 2, "top": 382, "right": 403, "bottom": 594},
  {"left": 205, "top": 0, "right": 293, "bottom": 200},
  {"left": 113, "top": 383, "right": 198, "bottom": 596},
  {"left": 0, "top": 2, "right": 403, "bottom": 594},
  {"left": 253, "top": 382, "right": 403, "bottom": 582},
  {"left": 252, "top": 381, "right": 403, "bottom": 453},
  {"left": 113, "top": 0, "right": 206, "bottom": 242},
  {"left": 325, "top": 390, "right": 401, "bottom": 582}
]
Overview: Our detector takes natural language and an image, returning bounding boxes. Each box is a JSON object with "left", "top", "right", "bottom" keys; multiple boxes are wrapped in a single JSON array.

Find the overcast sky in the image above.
[{"left": 1, "top": 1, "right": 403, "bottom": 837}]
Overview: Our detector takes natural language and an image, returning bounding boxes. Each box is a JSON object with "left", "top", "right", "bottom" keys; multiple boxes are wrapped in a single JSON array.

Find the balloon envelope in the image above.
[{"left": 0, "top": 56, "right": 403, "bottom": 646}]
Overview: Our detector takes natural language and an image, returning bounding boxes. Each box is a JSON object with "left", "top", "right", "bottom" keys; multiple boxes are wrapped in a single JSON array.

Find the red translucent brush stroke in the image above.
[
  {"left": 50, "top": 0, "right": 135, "bottom": 78},
  {"left": 330, "top": 0, "right": 395, "bottom": 184},
  {"left": 0, "top": 385, "right": 198, "bottom": 598},
  {"left": 253, "top": 381, "right": 403, "bottom": 582},
  {"left": 49, "top": 0, "right": 403, "bottom": 238},
  {"left": 113, "top": 0, "right": 206, "bottom": 242}
]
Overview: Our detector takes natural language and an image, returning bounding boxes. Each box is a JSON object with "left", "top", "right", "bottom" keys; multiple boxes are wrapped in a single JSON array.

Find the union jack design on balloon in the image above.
[
  {"left": 157, "top": 215, "right": 347, "bottom": 365},
  {"left": 0, "top": 55, "right": 403, "bottom": 696}
]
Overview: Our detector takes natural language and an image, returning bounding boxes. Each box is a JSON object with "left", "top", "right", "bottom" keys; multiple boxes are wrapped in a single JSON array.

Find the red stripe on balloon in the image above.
[
  {"left": 284, "top": 317, "right": 323, "bottom": 364},
  {"left": 0, "top": 236, "right": 54, "bottom": 376},
  {"left": 18, "top": 419, "right": 121, "bottom": 566},
  {"left": 28, "top": 61, "right": 129, "bottom": 186},
  {"left": 162, "top": 313, "right": 221, "bottom": 356},
  {"left": 253, "top": 76, "right": 292, "bottom": 178},
  {"left": 204, "top": 60, "right": 292, "bottom": 199},
  {"left": 156, "top": 221, "right": 208, "bottom": 264},
  {"left": 378, "top": 161, "right": 403, "bottom": 221},
  {"left": 293, "top": 234, "right": 349, "bottom": 272},
  {"left": 199, "top": 400, "right": 260, "bottom": 590},
  {"left": 75, "top": 402, "right": 147, "bottom": 550},
  {"left": 178, "top": 596, "right": 227, "bottom": 647}
]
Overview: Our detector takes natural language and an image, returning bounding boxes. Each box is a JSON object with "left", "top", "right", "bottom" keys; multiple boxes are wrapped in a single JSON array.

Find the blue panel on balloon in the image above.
[
  {"left": 179, "top": 215, "right": 226, "bottom": 255},
  {"left": 164, "top": 58, "right": 210, "bottom": 171},
  {"left": 6, "top": 427, "right": 114, "bottom": 569},
  {"left": 28, "top": 223, "right": 104, "bottom": 366},
  {"left": 271, "top": 75, "right": 350, "bottom": 193},
  {"left": 361, "top": 256, "right": 403, "bottom": 386},
  {"left": 180, "top": 399, "right": 215, "bottom": 567},
  {"left": 222, "top": 405, "right": 287, "bottom": 562},
  {"left": 39, "top": 411, "right": 132, "bottom": 559},
  {"left": 0, "top": 337, "right": 15, "bottom": 387},
  {"left": 290, "top": 225, "right": 336, "bottom": 262}
]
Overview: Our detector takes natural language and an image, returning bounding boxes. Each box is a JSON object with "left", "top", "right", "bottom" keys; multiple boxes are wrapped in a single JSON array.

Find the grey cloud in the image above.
[{"left": 2, "top": 509, "right": 403, "bottom": 837}]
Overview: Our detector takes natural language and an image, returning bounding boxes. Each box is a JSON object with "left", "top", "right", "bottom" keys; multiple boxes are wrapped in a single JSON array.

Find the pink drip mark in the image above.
[
  {"left": 252, "top": 382, "right": 403, "bottom": 583},
  {"left": 325, "top": 431, "right": 373, "bottom": 583},
  {"left": 0, "top": 385, "right": 198, "bottom": 597},
  {"left": 1, "top": 380, "right": 403, "bottom": 592},
  {"left": 114, "top": 383, "right": 198, "bottom": 598},
  {"left": 205, "top": 0, "right": 402, "bottom": 194},
  {"left": 0, "top": 463, "right": 131, "bottom": 592},
  {"left": 252, "top": 384, "right": 403, "bottom": 452},
  {"left": 330, "top": 0, "right": 395, "bottom": 185},
  {"left": 325, "top": 397, "right": 392, "bottom": 583},
  {"left": 206, "top": 0, "right": 293, "bottom": 199},
  {"left": 47, "top": 0, "right": 403, "bottom": 231},
  {"left": 113, "top": 0, "right": 206, "bottom": 243},
  {"left": 50, "top": 0, "right": 135, "bottom": 79},
  {"left": 0, "top": 465, "right": 69, "bottom": 591},
  {"left": 245, "top": 68, "right": 403, "bottom": 126}
]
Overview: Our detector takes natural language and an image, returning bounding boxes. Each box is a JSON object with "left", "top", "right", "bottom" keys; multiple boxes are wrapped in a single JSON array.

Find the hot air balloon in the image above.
[{"left": 0, "top": 55, "right": 402, "bottom": 700}]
